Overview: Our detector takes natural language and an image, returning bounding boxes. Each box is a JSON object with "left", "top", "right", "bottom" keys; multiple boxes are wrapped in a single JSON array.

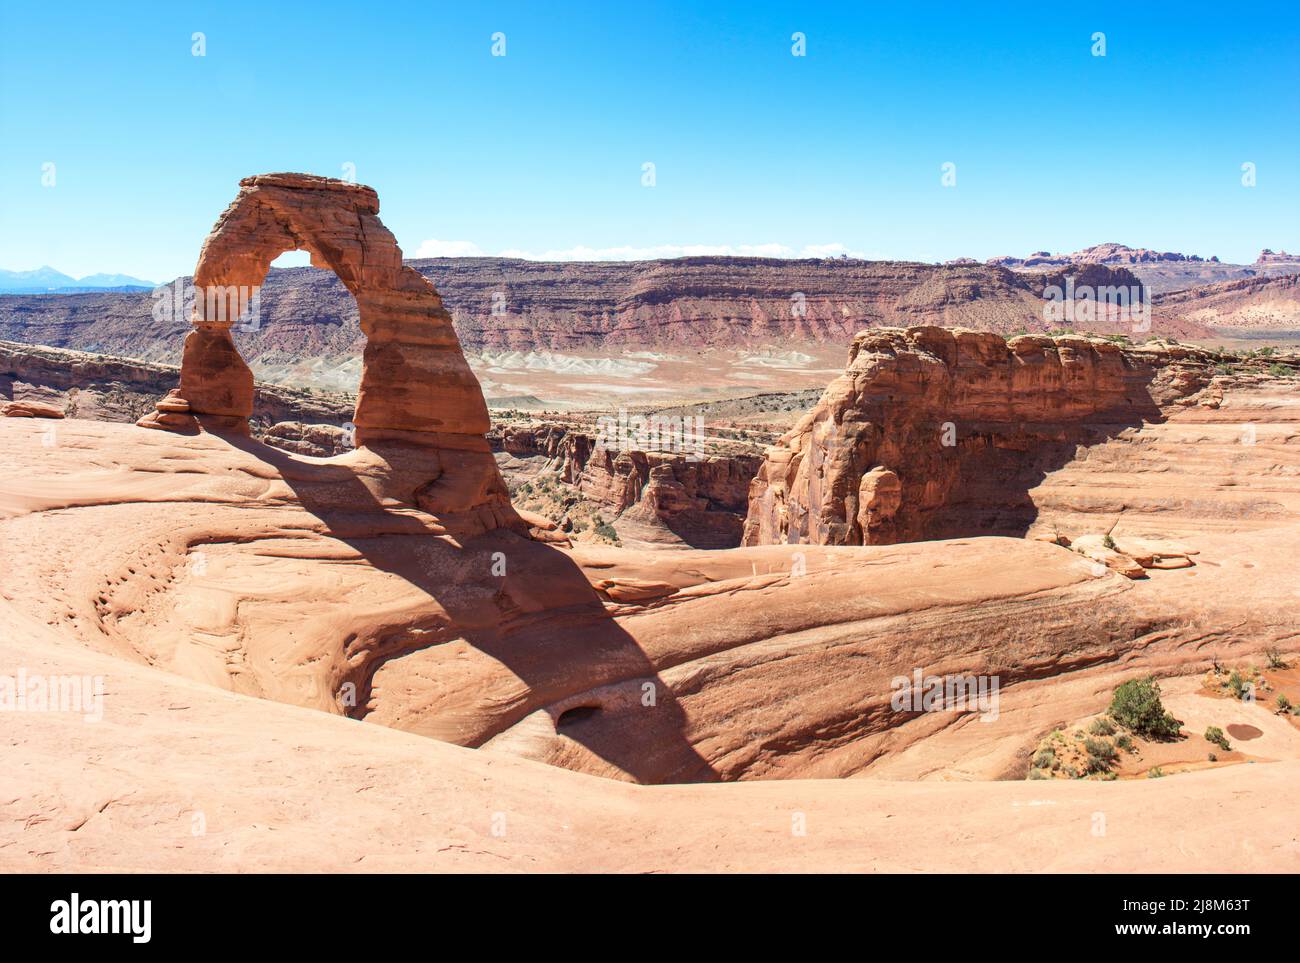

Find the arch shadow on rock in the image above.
[{"left": 221, "top": 431, "right": 720, "bottom": 785}]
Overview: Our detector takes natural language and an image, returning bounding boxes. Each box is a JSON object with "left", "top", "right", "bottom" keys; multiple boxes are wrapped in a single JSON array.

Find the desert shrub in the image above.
[
  {"left": 1028, "top": 768, "right": 1048, "bottom": 780},
  {"left": 593, "top": 521, "right": 620, "bottom": 543},
  {"left": 1083, "top": 737, "right": 1118, "bottom": 773},
  {"left": 1268, "top": 363, "right": 1290, "bottom": 377},
  {"left": 1102, "top": 533, "right": 1117, "bottom": 550},
  {"left": 1278, "top": 694, "right": 1294, "bottom": 713},
  {"left": 1108, "top": 677, "right": 1182, "bottom": 740},
  {"left": 1208, "top": 753, "right": 1217, "bottom": 762},
  {"left": 1089, "top": 717, "right": 1116, "bottom": 737},
  {"left": 1031, "top": 748, "right": 1055, "bottom": 770},
  {"left": 1265, "top": 648, "right": 1288, "bottom": 670},
  {"left": 1115, "top": 733, "right": 1134, "bottom": 752},
  {"left": 1204, "top": 726, "right": 1231, "bottom": 751},
  {"left": 1148, "top": 766, "right": 1165, "bottom": 779},
  {"left": 1227, "top": 670, "right": 1249, "bottom": 700}
]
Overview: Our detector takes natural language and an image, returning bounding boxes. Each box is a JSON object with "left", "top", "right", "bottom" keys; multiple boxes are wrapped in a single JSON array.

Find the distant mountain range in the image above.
[{"left": 0, "top": 266, "right": 157, "bottom": 294}]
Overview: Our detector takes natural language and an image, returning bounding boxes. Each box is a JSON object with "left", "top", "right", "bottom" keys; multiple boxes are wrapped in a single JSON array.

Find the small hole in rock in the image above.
[{"left": 556, "top": 705, "right": 601, "bottom": 728}]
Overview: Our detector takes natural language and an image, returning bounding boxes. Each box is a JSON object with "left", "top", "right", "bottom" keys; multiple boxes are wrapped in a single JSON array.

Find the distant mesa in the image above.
[
  {"left": 987, "top": 242, "right": 1220, "bottom": 268},
  {"left": 1257, "top": 249, "right": 1300, "bottom": 265}
]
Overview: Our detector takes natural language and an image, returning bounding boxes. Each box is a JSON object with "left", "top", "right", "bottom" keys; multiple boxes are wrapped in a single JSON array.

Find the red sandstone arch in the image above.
[
  {"left": 139, "top": 172, "right": 524, "bottom": 537},
  {"left": 139, "top": 172, "right": 489, "bottom": 444}
]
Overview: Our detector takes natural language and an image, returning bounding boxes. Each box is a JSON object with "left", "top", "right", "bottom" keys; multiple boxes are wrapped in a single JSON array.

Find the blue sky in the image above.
[{"left": 1, "top": 0, "right": 1296, "bottom": 281}]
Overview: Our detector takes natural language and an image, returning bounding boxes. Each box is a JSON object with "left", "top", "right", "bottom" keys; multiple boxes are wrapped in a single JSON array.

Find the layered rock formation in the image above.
[
  {"left": 2, "top": 338, "right": 353, "bottom": 430},
  {"left": 2, "top": 325, "right": 1298, "bottom": 867},
  {"left": 1, "top": 398, "right": 64, "bottom": 418},
  {"left": 576, "top": 446, "right": 761, "bottom": 547},
  {"left": 742, "top": 327, "right": 1238, "bottom": 547},
  {"left": 5, "top": 176, "right": 1300, "bottom": 873},
  {"left": 136, "top": 173, "right": 519, "bottom": 536},
  {"left": 261, "top": 420, "right": 355, "bottom": 457},
  {"left": 1154, "top": 273, "right": 1300, "bottom": 332},
  {"left": 0, "top": 255, "right": 1222, "bottom": 381},
  {"left": 4, "top": 398, "right": 1297, "bottom": 790},
  {"left": 492, "top": 421, "right": 762, "bottom": 547}
]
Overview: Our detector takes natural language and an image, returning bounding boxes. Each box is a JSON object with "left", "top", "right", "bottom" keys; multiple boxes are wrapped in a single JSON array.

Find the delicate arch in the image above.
[
  {"left": 140, "top": 172, "right": 488, "bottom": 443},
  {"left": 139, "top": 173, "right": 521, "bottom": 537}
]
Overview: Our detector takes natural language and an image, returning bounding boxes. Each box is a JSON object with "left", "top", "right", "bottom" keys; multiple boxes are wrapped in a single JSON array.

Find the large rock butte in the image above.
[
  {"left": 137, "top": 172, "right": 519, "bottom": 536},
  {"left": 743, "top": 326, "right": 1224, "bottom": 546}
]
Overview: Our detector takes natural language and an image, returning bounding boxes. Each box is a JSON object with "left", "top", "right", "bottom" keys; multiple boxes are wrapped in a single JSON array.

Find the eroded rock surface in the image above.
[
  {"left": 2, "top": 339, "right": 354, "bottom": 430},
  {"left": 137, "top": 173, "right": 518, "bottom": 537},
  {"left": 5, "top": 176, "right": 1299, "bottom": 872},
  {"left": 2, "top": 345, "right": 1298, "bottom": 867},
  {"left": 492, "top": 421, "right": 762, "bottom": 547},
  {"left": 741, "top": 327, "right": 1282, "bottom": 547}
]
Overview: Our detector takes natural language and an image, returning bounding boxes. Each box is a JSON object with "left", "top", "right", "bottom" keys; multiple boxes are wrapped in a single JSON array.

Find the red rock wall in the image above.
[{"left": 742, "top": 326, "right": 1218, "bottom": 546}]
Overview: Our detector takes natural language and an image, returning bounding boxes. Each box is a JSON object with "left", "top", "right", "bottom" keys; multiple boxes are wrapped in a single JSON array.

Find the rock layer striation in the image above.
[{"left": 742, "top": 326, "right": 1232, "bottom": 546}]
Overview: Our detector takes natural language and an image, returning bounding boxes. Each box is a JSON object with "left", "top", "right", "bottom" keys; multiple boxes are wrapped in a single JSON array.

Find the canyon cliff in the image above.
[
  {"left": 493, "top": 421, "right": 761, "bottom": 548},
  {"left": 0, "top": 256, "right": 1214, "bottom": 380}
]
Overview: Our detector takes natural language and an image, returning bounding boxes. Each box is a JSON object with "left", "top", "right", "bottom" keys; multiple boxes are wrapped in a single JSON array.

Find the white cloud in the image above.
[
  {"left": 411, "top": 239, "right": 486, "bottom": 258},
  {"left": 414, "top": 241, "right": 868, "bottom": 262}
]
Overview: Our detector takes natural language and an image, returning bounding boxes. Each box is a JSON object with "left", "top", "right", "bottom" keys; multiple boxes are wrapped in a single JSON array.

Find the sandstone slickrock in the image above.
[
  {"left": 4, "top": 582, "right": 1296, "bottom": 872},
  {"left": 1, "top": 399, "right": 63, "bottom": 418},
  {"left": 2, "top": 338, "right": 1299, "bottom": 867},
  {"left": 5, "top": 176, "right": 1300, "bottom": 872},
  {"left": 3, "top": 412, "right": 1298, "bottom": 793},
  {"left": 136, "top": 173, "right": 520, "bottom": 537}
]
